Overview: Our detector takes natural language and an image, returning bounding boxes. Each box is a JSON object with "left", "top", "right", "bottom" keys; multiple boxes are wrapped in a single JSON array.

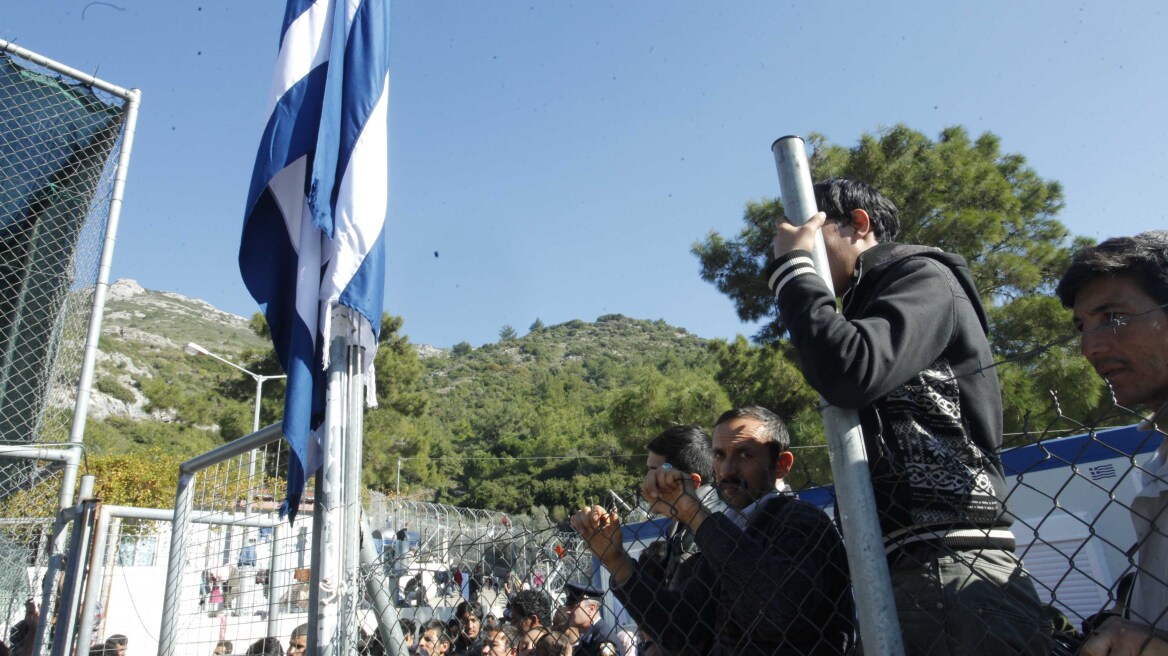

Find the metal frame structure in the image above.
[
  {"left": 0, "top": 37, "right": 141, "bottom": 656},
  {"left": 158, "top": 422, "right": 401, "bottom": 656}
]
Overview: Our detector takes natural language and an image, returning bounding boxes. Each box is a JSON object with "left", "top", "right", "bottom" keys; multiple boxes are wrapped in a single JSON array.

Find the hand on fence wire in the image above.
[
  {"left": 570, "top": 505, "right": 635, "bottom": 584},
  {"left": 1080, "top": 616, "right": 1168, "bottom": 656},
  {"left": 641, "top": 464, "right": 705, "bottom": 529}
]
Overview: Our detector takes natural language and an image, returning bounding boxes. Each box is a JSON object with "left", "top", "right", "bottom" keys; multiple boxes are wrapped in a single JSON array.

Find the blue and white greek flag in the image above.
[{"left": 239, "top": 0, "right": 389, "bottom": 520}]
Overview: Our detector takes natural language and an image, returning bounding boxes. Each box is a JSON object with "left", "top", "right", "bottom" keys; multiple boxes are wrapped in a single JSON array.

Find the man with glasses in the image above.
[{"left": 1058, "top": 231, "right": 1168, "bottom": 656}]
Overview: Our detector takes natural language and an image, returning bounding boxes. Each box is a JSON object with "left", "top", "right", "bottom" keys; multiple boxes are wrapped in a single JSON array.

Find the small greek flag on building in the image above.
[{"left": 239, "top": 0, "right": 389, "bottom": 520}]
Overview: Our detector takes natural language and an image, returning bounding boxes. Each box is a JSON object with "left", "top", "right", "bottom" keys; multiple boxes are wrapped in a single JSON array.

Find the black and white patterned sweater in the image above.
[{"left": 767, "top": 242, "right": 1014, "bottom": 552}]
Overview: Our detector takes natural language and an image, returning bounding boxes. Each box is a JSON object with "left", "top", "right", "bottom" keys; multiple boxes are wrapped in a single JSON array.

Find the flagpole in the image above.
[
  {"left": 311, "top": 310, "right": 350, "bottom": 655},
  {"left": 342, "top": 340, "right": 365, "bottom": 653},
  {"left": 240, "top": 2, "right": 390, "bottom": 652}
]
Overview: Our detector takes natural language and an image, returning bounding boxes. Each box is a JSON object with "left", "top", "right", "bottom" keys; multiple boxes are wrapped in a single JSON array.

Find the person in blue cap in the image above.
[{"left": 560, "top": 583, "right": 619, "bottom": 656}]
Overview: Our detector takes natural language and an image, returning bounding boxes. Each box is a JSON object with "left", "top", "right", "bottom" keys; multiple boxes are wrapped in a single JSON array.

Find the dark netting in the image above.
[{"left": 0, "top": 44, "right": 129, "bottom": 653}]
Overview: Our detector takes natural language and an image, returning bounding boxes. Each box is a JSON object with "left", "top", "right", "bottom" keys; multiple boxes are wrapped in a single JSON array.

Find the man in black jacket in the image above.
[
  {"left": 643, "top": 425, "right": 724, "bottom": 592},
  {"left": 572, "top": 406, "right": 854, "bottom": 656},
  {"left": 769, "top": 178, "right": 1050, "bottom": 655}
]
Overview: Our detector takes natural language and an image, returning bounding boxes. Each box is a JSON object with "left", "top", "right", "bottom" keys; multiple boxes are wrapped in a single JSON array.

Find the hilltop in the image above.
[{"left": 82, "top": 281, "right": 758, "bottom": 516}]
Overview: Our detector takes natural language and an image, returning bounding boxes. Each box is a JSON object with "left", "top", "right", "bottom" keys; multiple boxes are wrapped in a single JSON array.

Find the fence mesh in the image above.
[
  {"left": 150, "top": 390, "right": 1165, "bottom": 656},
  {"left": 0, "top": 44, "right": 130, "bottom": 653}
]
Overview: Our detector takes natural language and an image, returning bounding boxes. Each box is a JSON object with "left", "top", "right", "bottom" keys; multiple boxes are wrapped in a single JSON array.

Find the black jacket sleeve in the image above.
[
  {"left": 692, "top": 498, "right": 846, "bottom": 643},
  {"left": 611, "top": 555, "right": 716, "bottom": 654},
  {"left": 773, "top": 252, "right": 958, "bottom": 407}
]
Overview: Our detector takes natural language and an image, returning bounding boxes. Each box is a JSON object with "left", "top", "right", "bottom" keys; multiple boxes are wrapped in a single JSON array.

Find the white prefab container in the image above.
[{"left": 1002, "top": 423, "right": 1160, "bottom": 622}]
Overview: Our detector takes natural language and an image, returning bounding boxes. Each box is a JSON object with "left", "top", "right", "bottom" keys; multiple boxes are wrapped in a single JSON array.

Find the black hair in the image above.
[
  {"left": 489, "top": 625, "right": 522, "bottom": 650},
  {"left": 1056, "top": 231, "right": 1168, "bottom": 308},
  {"left": 813, "top": 178, "right": 901, "bottom": 242},
  {"left": 507, "top": 590, "right": 553, "bottom": 627},
  {"left": 646, "top": 425, "right": 713, "bottom": 482},
  {"left": 245, "top": 637, "right": 283, "bottom": 656},
  {"left": 455, "top": 600, "right": 483, "bottom": 622},
  {"left": 399, "top": 618, "right": 417, "bottom": 641},
  {"left": 359, "top": 629, "right": 386, "bottom": 656},
  {"left": 423, "top": 619, "right": 452, "bottom": 645},
  {"left": 713, "top": 406, "right": 791, "bottom": 465}
]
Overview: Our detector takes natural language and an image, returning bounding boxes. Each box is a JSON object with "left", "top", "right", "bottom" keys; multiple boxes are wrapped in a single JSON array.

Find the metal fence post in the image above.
[
  {"left": 50, "top": 475, "right": 96, "bottom": 656},
  {"left": 360, "top": 516, "right": 404, "bottom": 656},
  {"left": 158, "top": 469, "right": 196, "bottom": 656},
  {"left": 266, "top": 521, "right": 283, "bottom": 639},
  {"left": 73, "top": 506, "right": 110, "bottom": 651},
  {"left": 307, "top": 466, "right": 326, "bottom": 655},
  {"left": 342, "top": 345, "right": 365, "bottom": 652},
  {"left": 772, "top": 136, "right": 904, "bottom": 655}
]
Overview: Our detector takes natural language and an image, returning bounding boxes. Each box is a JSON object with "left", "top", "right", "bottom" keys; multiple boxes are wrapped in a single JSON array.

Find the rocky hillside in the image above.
[{"left": 88, "top": 279, "right": 267, "bottom": 421}]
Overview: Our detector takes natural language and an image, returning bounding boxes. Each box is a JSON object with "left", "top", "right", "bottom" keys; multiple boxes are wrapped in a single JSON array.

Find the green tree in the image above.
[
  {"left": 373, "top": 314, "right": 430, "bottom": 417},
  {"left": 0, "top": 451, "right": 184, "bottom": 517},
  {"left": 452, "top": 341, "right": 472, "bottom": 356},
  {"left": 499, "top": 324, "right": 518, "bottom": 341},
  {"left": 606, "top": 366, "right": 730, "bottom": 453},
  {"left": 693, "top": 124, "right": 1099, "bottom": 433},
  {"left": 529, "top": 318, "right": 545, "bottom": 332}
]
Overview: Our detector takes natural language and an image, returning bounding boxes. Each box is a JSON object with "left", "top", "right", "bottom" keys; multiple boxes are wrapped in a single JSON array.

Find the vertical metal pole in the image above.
[
  {"left": 307, "top": 472, "right": 325, "bottom": 656},
  {"left": 253, "top": 378, "right": 264, "bottom": 435},
  {"left": 342, "top": 345, "right": 364, "bottom": 654},
  {"left": 158, "top": 469, "right": 196, "bottom": 656},
  {"left": 267, "top": 522, "right": 283, "bottom": 639},
  {"left": 772, "top": 136, "right": 904, "bottom": 656},
  {"left": 310, "top": 320, "right": 348, "bottom": 656},
  {"left": 74, "top": 506, "right": 110, "bottom": 651},
  {"left": 51, "top": 475, "right": 96, "bottom": 656},
  {"left": 35, "top": 510, "right": 71, "bottom": 656},
  {"left": 361, "top": 516, "right": 405, "bottom": 656},
  {"left": 97, "top": 517, "right": 121, "bottom": 640}
]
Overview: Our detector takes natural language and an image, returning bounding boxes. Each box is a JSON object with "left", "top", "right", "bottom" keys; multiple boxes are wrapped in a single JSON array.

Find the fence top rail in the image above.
[
  {"left": 103, "top": 505, "right": 283, "bottom": 527},
  {"left": 180, "top": 423, "right": 284, "bottom": 474},
  {"left": 0, "top": 445, "right": 76, "bottom": 462},
  {"left": 0, "top": 38, "right": 136, "bottom": 100}
]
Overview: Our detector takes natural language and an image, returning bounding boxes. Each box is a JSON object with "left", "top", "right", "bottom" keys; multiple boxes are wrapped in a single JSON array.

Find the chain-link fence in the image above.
[
  {"left": 157, "top": 429, "right": 597, "bottom": 656},
  {"left": 148, "top": 401, "right": 1164, "bottom": 656},
  {"left": 0, "top": 39, "right": 139, "bottom": 656}
]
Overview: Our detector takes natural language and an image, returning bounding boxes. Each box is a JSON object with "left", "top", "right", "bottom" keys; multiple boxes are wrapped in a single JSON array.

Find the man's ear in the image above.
[
  {"left": 775, "top": 451, "right": 794, "bottom": 480},
  {"left": 689, "top": 473, "right": 702, "bottom": 488},
  {"left": 849, "top": 208, "right": 873, "bottom": 239}
]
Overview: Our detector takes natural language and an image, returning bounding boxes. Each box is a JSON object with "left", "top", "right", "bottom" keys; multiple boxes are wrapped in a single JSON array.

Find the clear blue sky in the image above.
[{"left": 4, "top": 1, "right": 1165, "bottom": 348}]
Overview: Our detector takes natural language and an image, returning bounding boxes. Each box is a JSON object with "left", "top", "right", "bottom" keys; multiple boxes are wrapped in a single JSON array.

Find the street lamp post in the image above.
[
  {"left": 184, "top": 342, "right": 287, "bottom": 434},
  {"left": 184, "top": 342, "right": 288, "bottom": 622}
]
